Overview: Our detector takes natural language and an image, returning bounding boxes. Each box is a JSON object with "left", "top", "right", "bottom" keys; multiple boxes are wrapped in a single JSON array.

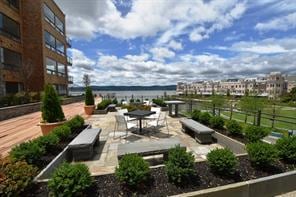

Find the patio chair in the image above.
[
  {"left": 118, "top": 108, "right": 137, "bottom": 122},
  {"left": 147, "top": 111, "right": 169, "bottom": 134},
  {"left": 113, "top": 115, "right": 137, "bottom": 138},
  {"left": 145, "top": 107, "right": 161, "bottom": 120}
]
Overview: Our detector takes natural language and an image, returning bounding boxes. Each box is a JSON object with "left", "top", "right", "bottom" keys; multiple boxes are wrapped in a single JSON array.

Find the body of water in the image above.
[{"left": 70, "top": 90, "right": 176, "bottom": 101}]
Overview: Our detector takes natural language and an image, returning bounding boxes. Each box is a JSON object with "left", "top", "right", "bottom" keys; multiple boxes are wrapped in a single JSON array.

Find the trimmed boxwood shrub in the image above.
[
  {"left": 85, "top": 86, "right": 94, "bottom": 106},
  {"left": 52, "top": 125, "right": 71, "bottom": 141},
  {"left": 207, "top": 148, "right": 238, "bottom": 175},
  {"left": 48, "top": 163, "right": 92, "bottom": 196},
  {"left": 10, "top": 140, "right": 45, "bottom": 166},
  {"left": 275, "top": 136, "right": 296, "bottom": 163},
  {"left": 64, "top": 115, "right": 84, "bottom": 131},
  {"left": 209, "top": 116, "right": 225, "bottom": 129},
  {"left": 245, "top": 125, "right": 270, "bottom": 142},
  {"left": 115, "top": 154, "right": 150, "bottom": 187},
  {"left": 226, "top": 120, "right": 243, "bottom": 135},
  {"left": 165, "top": 145, "right": 195, "bottom": 184},
  {"left": 246, "top": 142, "right": 278, "bottom": 167},
  {"left": 199, "top": 112, "right": 211, "bottom": 125},
  {"left": 41, "top": 84, "right": 65, "bottom": 123},
  {"left": 97, "top": 99, "right": 112, "bottom": 110},
  {"left": 191, "top": 109, "right": 201, "bottom": 121},
  {"left": 35, "top": 133, "right": 59, "bottom": 152},
  {"left": 0, "top": 159, "right": 38, "bottom": 196}
]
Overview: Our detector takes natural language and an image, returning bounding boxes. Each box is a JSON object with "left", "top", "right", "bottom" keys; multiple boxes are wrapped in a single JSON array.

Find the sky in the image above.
[{"left": 54, "top": 0, "right": 296, "bottom": 86}]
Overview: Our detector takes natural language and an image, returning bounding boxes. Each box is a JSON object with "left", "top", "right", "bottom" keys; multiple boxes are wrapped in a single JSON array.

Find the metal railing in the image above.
[
  {"left": 68, "top": 76, "right": 73, "bottom": 84},
  {"left": 46, "top": 69, "right": 66, "bottom": 78},
  {"left": 67, "top": 56, "right": 72, "bottom": 66},
  {"left": 66, "top": 37, "right": 72, "bottom": 47}
]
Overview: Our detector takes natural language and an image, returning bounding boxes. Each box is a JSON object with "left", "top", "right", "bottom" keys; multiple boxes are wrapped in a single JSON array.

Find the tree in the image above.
[
  {"left": 82, "top": 74, "right": 91, "bottom": 87},
  {"left": 41, "top": 84, "right": 65, "bottom": 123}
]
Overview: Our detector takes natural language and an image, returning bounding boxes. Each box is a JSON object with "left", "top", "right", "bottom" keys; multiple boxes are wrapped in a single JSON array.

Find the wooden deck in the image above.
[{"left": 0, "top": 101, "right": 91, "bottom": 157}]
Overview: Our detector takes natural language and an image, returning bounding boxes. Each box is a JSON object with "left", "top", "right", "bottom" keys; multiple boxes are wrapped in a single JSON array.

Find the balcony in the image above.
[
  {"left": 66, "top": 37, "right": 72, "bottom": 47},
  {"left": 68, "top": 76, "right": 73, "bottom": 84},
  {"left": 67, "top": 56, "right": 72, "bottom": 66}
]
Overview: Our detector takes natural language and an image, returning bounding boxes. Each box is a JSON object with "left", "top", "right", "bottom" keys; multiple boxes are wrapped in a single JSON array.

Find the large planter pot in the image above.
[
  {"left": 39, "top": 121, "right": 66, "bottom": 135},
  {"left": 84, "top": 105, "right": 95, "bottom": 115}
]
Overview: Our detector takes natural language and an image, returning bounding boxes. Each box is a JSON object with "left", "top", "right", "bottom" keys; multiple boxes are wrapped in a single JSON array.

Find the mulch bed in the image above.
[
  {"left": 27, "top": 156, "right": 295, "bottom": 197},
  {"left": 215, "top": 129, "right": 248, "bottom": 144},
  {"left": 37, "top": 125, "right": 88, "bottom": 169}
]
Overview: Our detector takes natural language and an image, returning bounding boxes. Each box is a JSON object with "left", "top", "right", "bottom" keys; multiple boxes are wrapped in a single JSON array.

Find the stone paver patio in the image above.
[{"left": 78, "top": 111, "right": 222, "bottom": 176}]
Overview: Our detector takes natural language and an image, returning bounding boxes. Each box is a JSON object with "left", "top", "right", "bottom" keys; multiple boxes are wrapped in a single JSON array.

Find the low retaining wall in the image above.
[
  {"left": 0, "top": 96, "right": 84, "bottom": 121},
  {"left": 213, "top": 132, "right": 247, "bottom": 155},
  {"left": 174, "top": 170, "right": 296, "bottom": 197}
]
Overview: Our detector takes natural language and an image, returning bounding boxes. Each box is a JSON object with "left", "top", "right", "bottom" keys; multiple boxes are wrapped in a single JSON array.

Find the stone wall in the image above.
[{"left": 0, "top": 96, "right": 84, "bottom": 121}]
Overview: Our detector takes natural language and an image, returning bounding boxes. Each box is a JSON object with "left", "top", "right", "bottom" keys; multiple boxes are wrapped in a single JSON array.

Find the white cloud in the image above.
[
  {"left": 255, "top": 12, "right": 296, "bottom": 32},
  {"left": 55, "top": 0, "right": 246, "bottom": 42},
  {"left": 167, "top": 40, "right": 183, "bottom": 51},
  {"left": 150, "top": 47, "right": 175, "bottom": 62}
]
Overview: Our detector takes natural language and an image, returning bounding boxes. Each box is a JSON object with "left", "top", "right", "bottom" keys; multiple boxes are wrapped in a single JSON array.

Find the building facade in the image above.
[
  {"left": 177, "top": 72, "right": 294, "bottom": 98},
  {"left": 0, "top": 0, "right": 72, "bottom": 96}
]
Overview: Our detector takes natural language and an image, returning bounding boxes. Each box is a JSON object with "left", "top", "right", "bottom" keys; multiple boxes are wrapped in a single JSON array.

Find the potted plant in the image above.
[
  {"left": 39, "top": 84, "right": 66, "bottom": 135},
  {"left": 84, "top": 86, "right": 95, "bottom": 115}
]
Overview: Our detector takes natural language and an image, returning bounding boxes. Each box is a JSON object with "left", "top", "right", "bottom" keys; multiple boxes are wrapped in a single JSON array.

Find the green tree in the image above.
[
  {"left": 41, "top": 84, "right": 65, "bottom": 123},
  {"left": 85, "top": 86, "right": 94, "bottom": 105},
  {"left": 291, "top": 87, "right": 296, "bottom": 101}
]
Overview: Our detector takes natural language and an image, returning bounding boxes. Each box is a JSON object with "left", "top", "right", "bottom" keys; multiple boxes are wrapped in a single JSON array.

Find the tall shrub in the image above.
[
  {"left": 85, "top": 86, "right": 94, "bottom": 106},
  {"left": 246, "top": 142, "right": 278, "bottom": 167},
  {"left": 275, "top": 136, "right": 296, "bottom": 163},
  {"left": 41, "top": 84, "right": 65, "bottom": 123}
]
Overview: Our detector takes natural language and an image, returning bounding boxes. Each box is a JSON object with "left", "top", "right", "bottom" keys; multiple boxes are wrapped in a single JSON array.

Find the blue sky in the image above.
[{"left": 55, "top": 0, "right": 296, "bottom": 86}]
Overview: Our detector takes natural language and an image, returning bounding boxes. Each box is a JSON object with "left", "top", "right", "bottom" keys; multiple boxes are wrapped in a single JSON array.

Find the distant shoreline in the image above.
[{"left": 69, "top": 85, "right": 176, "bottom": 91}]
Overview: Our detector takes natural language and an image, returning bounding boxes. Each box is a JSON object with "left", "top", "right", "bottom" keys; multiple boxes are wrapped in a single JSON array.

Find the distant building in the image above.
[
  {"left": 176, "top": 72, "right": 294, "bottom": 98},
  {"left": 0, "top": 0, "right": 73, "bottom": 96}
]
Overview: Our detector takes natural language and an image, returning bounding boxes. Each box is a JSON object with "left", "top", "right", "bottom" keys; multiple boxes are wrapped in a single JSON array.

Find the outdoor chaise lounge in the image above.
[
  {"left": 117, "top": 136, "right": 185, "bottom": 161},
  {"left": 68, "top": 128, "right": 102, "bottom": 161},
  {"left": 180, "top": 118, "right": 215, "bottom": 144}
]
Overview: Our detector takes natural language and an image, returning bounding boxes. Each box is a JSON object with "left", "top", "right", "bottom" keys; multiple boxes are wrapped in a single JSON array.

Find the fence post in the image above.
[
  {"left": 230, "top": 104, "right": 233, "bottom": 120},
  {"left": 189, "top": 99, "right": 193, "bottom": 113},
  {"left": 212, "top": 104, "right": 216, "bottom": 116},
  {"left": 271, "top": 107, "right": 275, "bottom": 128},
  {"left": 257, "top": 110, "right": 261, "bottom": 126}
]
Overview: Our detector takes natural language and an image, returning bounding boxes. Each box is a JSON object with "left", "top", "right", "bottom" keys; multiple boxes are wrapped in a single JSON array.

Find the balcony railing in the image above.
[
  {"left": 66, "top": 37, "right": 72, "bottom": 47},
  {"left": 46, "top": 69, "right": 66, "bottom": 78},
  {"left": 68, "top": 76, "right": 73, "bottom": 84},
  {"left": 67, "top": 56, "right": 72, "bottom": 66}
]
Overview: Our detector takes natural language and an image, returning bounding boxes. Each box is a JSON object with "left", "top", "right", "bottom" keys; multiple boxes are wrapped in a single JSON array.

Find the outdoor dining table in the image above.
[
  {"left": 165, "top": 100, "right": 185, "bottom": 117},
  {"left": 124, "top": 110, "right": 156, "bottom": 134}
]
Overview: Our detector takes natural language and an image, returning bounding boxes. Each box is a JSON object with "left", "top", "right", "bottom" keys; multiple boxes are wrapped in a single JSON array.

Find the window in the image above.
[
  {"left": 6, "top": 0, "right": 19, "bottom": 9},
  {"left": 44, "top": 31, "right": 65, "bottom": 55},
  {"left": 56, "top": 39, "right": 65, "bottom": 54},
  {"left": 0, "top": 13, "right": 20, "bottom": 40},
  {"left": 0, "top": 47, "right": 21, "bottom": 68},
  {"left": 5, "top": 82, "right": 23, "bottom": 94},
  {"left": 43, "top": 3, "right": 65, "bottom": 35},
  {"left": 43, "top": 4, "right": 55, "bottom": 24},
  {"left": 57, "top": 62, "right": 65, "bottom": 75},
  {"left": 46, "top": 58, "right": 56, "bottom": 74}
]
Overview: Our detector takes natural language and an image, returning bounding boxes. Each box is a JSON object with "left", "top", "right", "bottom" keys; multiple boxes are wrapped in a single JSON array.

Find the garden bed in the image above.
[
  {"left": 215, "top": 128, "right": 248, "bottom": 144},
  {"left": 26, "top": 156, "right": 295, "bottom": 197},
  {"left": 37, "top": 125, "right": 89, "bottom": 169}
]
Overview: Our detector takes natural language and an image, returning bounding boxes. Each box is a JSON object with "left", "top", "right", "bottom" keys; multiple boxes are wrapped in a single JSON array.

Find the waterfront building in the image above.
[
  {"left": 177, "top": 72, "right": 294, "bottom": 98},
  {"left": 0, "top": 0, "right": 72, "bottom": 96}
]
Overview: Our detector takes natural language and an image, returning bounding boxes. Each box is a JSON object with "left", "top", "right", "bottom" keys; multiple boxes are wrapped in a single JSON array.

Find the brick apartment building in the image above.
[{"left": 0, "top": 0, "right": 72, "bottom": 96}]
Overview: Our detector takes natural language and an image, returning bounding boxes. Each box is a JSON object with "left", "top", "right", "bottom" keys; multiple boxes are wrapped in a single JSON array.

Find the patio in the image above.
[{"left": 80, "top": 111, "right": 222, "bottom": 176}]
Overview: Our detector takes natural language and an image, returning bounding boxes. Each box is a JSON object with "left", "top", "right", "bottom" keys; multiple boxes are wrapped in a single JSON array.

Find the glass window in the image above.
[
  {"left": 55, "top": 17, "right": 64, "bottom": 34},
  {"left": 46, "top": 58, "right": 56, "bottom": 74},
  {"left": 43, "top": 4, "right": 55, "bottom": 24},
  {"left": 0, "top": 13, "right": 20, "bottom": 39},
  {"left": 6, "top": 0, "right": 19, "bottom": 9},
  {"left": 44, "top": 31, "right": 55, "bottom": 49},
  {"left": 1, "top": 47, "right": 21, "bottom": 68},
  {"left": 5, "top": 82, "right": 21, "bottom": 94},
  {"left": 57, "top": 62, "right": 65, "bottom": 74},
  {"left": 56, "top": 39, "right": 65, "bottom": 55}
]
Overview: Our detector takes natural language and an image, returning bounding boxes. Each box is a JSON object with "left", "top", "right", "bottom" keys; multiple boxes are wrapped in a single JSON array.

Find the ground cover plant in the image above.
[
  {"left": 152, "top": 99, "right": 167, "bottom": 107},
  {"left": 97, "top": 99, "right": 112, "bottom": 110}
]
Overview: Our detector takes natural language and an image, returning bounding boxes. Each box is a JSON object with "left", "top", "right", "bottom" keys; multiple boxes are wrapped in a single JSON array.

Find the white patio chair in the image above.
[
  {"left": 145, "top": 107, "right": 161, "bottom": 120},
  {"left": 113, "top": 115, "right": 137, "bottom": 138},
  {"left": 118, "top": 108, "right": 137, "bottom": 122},
  {"left": 147, "top": 112, "right": 169, "bottom": 134}
]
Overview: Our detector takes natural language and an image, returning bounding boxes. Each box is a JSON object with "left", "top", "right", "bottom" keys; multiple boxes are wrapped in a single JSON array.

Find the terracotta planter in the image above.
[
  {"left": 84, "top": 105, "right": 95, "bottom": 115},
  {"left": 39, "top": 121, "right": 66, "bottom": 135}
]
